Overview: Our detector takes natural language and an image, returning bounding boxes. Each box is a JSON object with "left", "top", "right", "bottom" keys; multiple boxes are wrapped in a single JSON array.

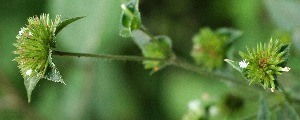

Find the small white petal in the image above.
[
  {"left": 21, "top": 27, "right": 27, "bottom": 31},
  {"left": 29, "top": 32, "right": 33, "bottom": 36},
  {"left": 26, "top": 69, "right": 32, "bottom": 76},
  {"left": 19, "top": 27, "right": 27, "bottom": 35},
  {"left": 121, "top": 4, "right": 127, "bottom": 10},
  {"left": 188, "top": 100, "right": 201, "bottom": 112},
  {"left": 281, "top": 67, "right": 291, "bottom": 72},
  {"left": 271, "top": 87, "right": 275, "bottom": 92},
  {"left": 239, "top": 60, "right": 249, "bottom": 68},
  {"left": 209, "top": 106, "right": 219, "bottom": 116},
  {"left": 19, "top": 30, "right": 24, "bottom": 35}
]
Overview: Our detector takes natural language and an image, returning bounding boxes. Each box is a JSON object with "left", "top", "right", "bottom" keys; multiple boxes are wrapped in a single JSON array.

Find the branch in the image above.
[
  {"left": 168, "top": 58, "right": 263, "bottom": 92},
  {"left": 53, "top": 50, "right": 262, "bottom": 92},
  {"left": 52, "top": 50, "right": 165, "bottom": 62}
]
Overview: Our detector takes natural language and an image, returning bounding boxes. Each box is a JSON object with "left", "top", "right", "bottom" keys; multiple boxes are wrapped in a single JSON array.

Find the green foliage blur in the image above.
[{"left": 1, "top": 0, "right": 300, "bottom": 119}]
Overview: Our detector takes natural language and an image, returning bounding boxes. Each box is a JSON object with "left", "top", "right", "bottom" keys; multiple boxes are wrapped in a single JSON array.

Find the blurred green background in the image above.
[{"left": 1, "top": 0, "right": 300, "bottom": 119}]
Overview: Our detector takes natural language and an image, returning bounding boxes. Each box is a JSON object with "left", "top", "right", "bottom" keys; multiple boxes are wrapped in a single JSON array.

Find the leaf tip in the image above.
[
  {"left": 55, "top": 16, "right": 86, "bottom": 35},
  {"left": 27, "top": 93, "right": 31, "bottom": 103}
]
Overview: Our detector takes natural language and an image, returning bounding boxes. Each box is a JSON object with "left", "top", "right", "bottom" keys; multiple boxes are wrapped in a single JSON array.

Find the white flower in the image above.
[
  {"left": 188, "top": 99, "right": 201, "bottom": 112},
  {"left": 209, "top": 106, "right": 219, "bottom": 116},
  {"left": 19, "top": 30, "right": 24, "bottom": 35},
  {"left": 271, "top": 87, "right": 275, "bottom": 92},
  {"left": 239, "top": 59, "right": 249, "bottom": 68},
  {"left": 19, "top": 27, "right": 28, "bottom": 35},
  {"left": 280, "top": 67, "right": 291, "bottom": 72},
  {"left": 121, "top": 4, "right": 127, "bottom": 11},
  {"left": 29, "top": 32, "right": 33, "bottom": 36},
  {"left": 26, "top": 69, "right": 32, "bottom": 76}
]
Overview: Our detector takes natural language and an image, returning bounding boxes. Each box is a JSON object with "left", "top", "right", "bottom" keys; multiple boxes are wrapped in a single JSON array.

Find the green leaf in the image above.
[
  {"left": 119, "top": 0, "right": 142, "bottom": 37},
  {"left": 131, "top": 30, "right": 173, "bottom": 71},
  {"left": 264, "top": 0, "right": 300, "bottom": 30},
  {"left": 224, "top": 59, "right": 242, "bottom": 73},
  {"left": 257, "top": 95, "right": 271, "bottom": 120},
  {"left": 278, "top": 43, "right": 291, "bottom": 67},
  {"left": 156, "top": 35, "right": 172, "bottom": 48},
  {"left": 55, "top": 16, "right": 85, "bottom": 35},
  {"left": 45, "top": 51, "right": 65, "bottom": 84},
  {"left": 24, "top": 76, "right": 40, "bottom": 103},
  {"left": 142, "top": 36, "right": 172, "bottom": 70},
  {"left": 44, "top": 64, "right": 64, "bottom": 84},
  {"left": 131, "top": 29, "right": 152, "bottom": 49},
  {"left": 45, "top": 62, "right": 65, "bottom": 84}
]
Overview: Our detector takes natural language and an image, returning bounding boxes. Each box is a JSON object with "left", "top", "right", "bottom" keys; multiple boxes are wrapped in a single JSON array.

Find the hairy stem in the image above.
[
  {"left": 136, "top": 26, "right": 261, "bottom": 91},
  {"left": 168, "top": 58, "right": 263, "bottom": 92},
  {"left": 53, "top": 49, "right": 262, "bottom": 92},
  {"left": 52, "top": 50, "right": 165, "bottom": 62}
]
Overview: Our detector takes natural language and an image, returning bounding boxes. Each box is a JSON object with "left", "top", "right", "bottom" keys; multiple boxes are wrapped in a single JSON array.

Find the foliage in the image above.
[{"left": 120, "top": 0, "right": 141, "bottom": 37}]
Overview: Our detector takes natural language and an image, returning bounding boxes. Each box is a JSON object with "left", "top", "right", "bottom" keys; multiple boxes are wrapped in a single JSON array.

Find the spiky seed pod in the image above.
[
  {"left": 13, "top": 13, "right": 84, "bottom": 102},
  {"left": 13, "top": 14, "right": 65, "bottom": 102},
  {"left": 191, "top": 28, "right": 226, "bottom": 70},
  {"left": 239, "top": 39, "right": 290, "bottom": 92},
  {"left": 14, "top": 14, "right": 60, "bottom": 79},
  {"left": 191, "top": 27, "right": 242, "bottom": 71}
]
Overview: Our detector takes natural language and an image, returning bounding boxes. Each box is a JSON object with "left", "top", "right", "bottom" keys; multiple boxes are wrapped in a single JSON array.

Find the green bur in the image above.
[{"left": 225, "top": 39, "right": 291, "bottom": 92}]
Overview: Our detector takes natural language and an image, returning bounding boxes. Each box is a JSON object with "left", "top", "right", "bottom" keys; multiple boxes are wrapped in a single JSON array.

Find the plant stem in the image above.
[
  {"left": 52, "top": 50, "right": 165, "bottom": 62},
  {"left": 53, "top": 49, "right": 262, "bottom": 92},
  {"left": 168, "top": 58, "right": 263, "bottom": 92},
  {"left": 136, "top": 26, "right": 261, "bottom": 91}
]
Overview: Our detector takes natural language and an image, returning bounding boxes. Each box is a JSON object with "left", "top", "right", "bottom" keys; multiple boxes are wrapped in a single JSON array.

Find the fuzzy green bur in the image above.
[
  {"left": 191, "top": 27, "right": 242, "bottom": 71},
  {"left": 13, "top": 14, "right": 84, "bottom": 102},
  {"left": 225, "top": 39, "right": 291, "bottom": 92}
]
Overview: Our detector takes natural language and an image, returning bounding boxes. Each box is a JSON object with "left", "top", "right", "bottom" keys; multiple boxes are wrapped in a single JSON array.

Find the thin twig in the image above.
[
  {"left": 53, "top": 50, "right": 263, "bottom": 92},
  {"left": 168, "top": 58, "right": 264, "bottom": 92},
  {"left": 52, "top": 50, "right": 165, "bottom": 62}
]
